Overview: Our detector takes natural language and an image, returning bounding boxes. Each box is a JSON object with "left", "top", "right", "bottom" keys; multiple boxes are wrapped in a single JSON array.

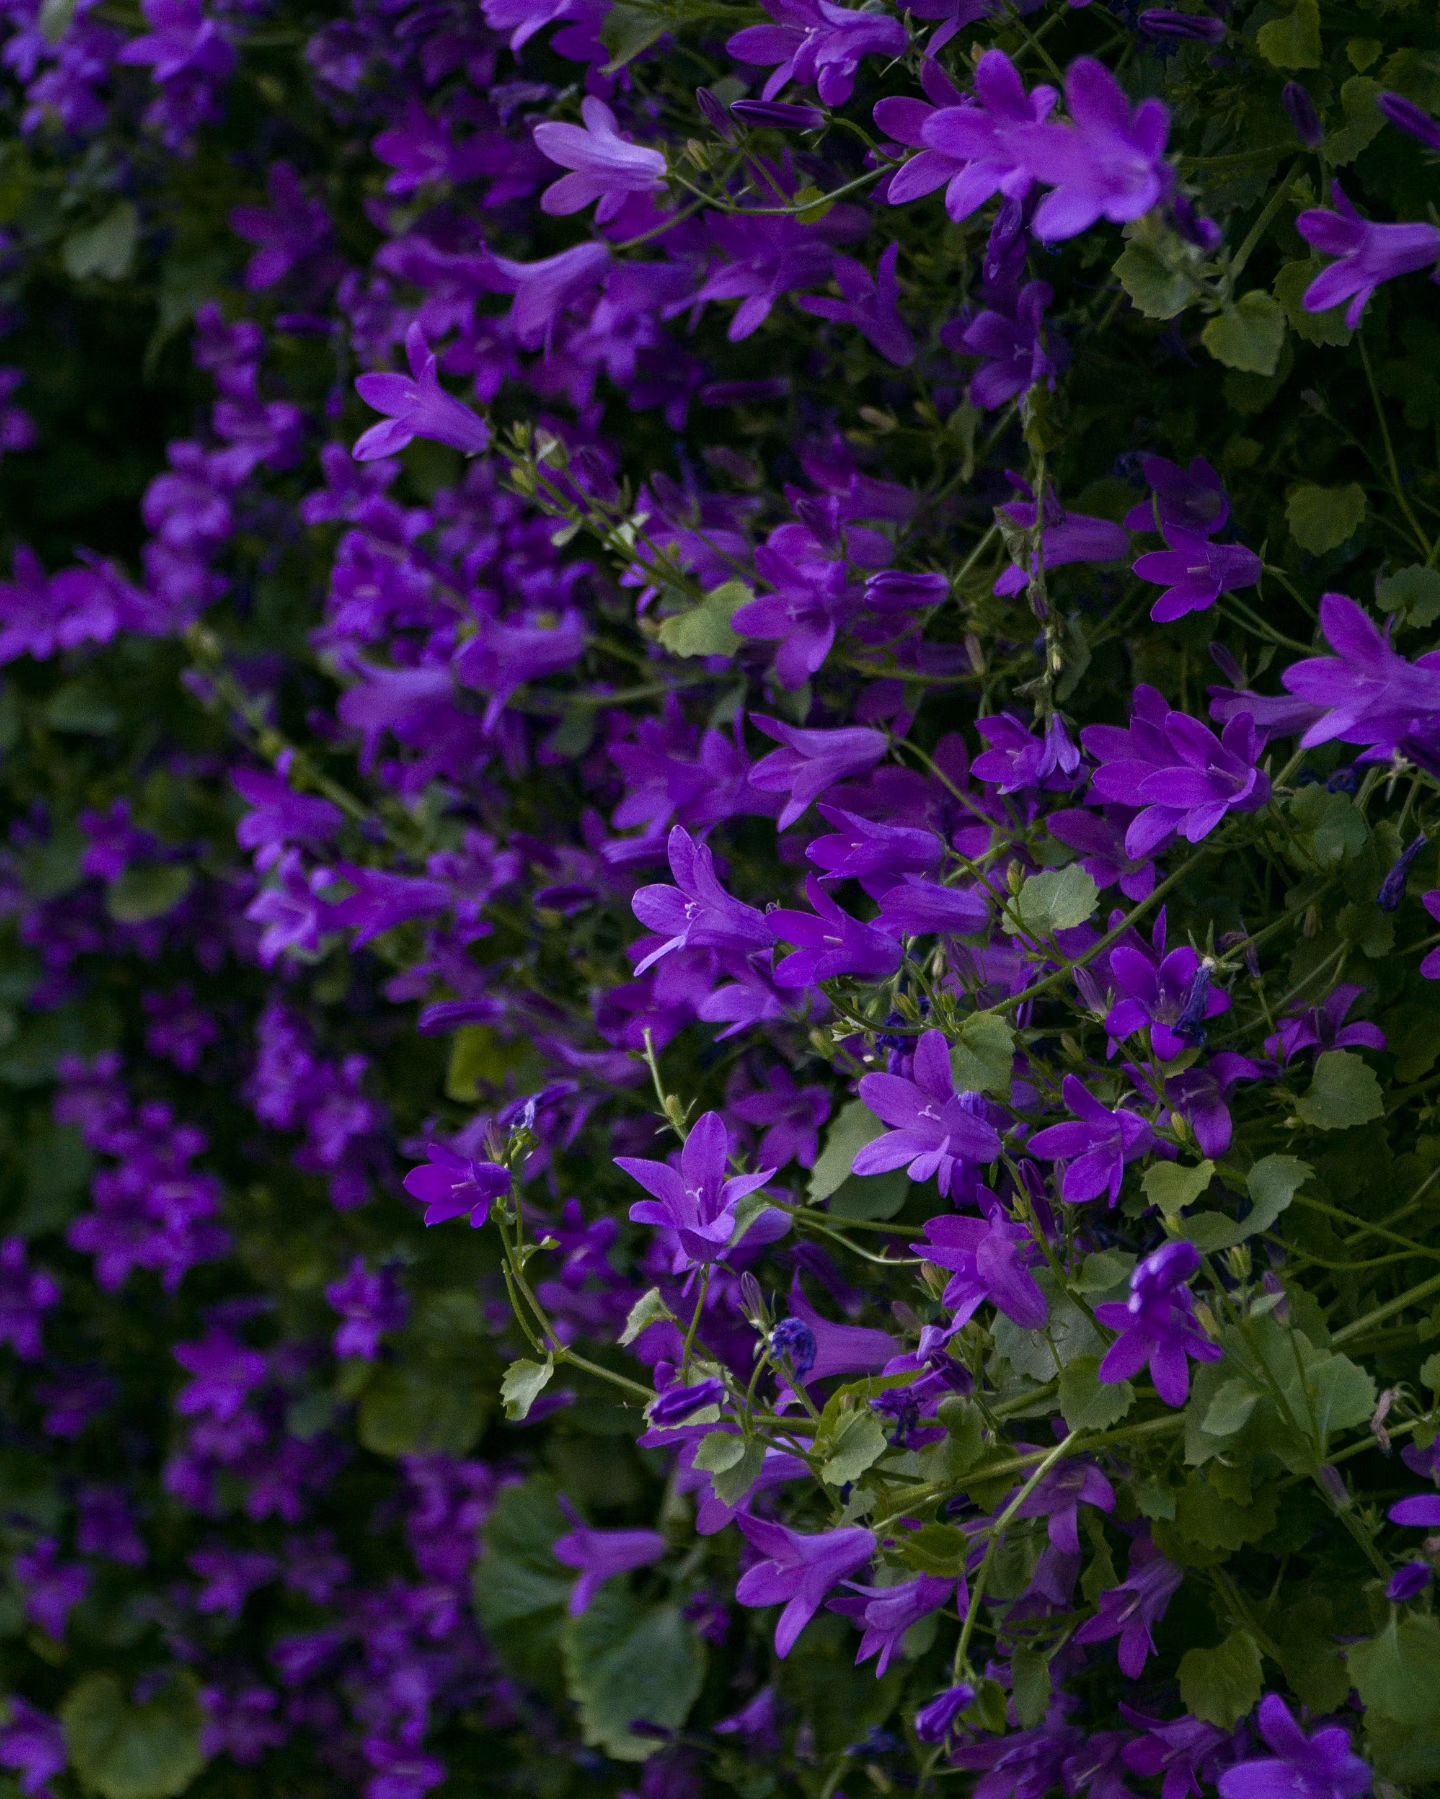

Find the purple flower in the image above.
[
  {"left": 117, "top": 0, "right": 234, "bottom": 84},
  {"left": 1389, "top": 1493, "right": 1440, "bottom": 1528},
  {"left": 731, "top": 1068, "right": 832, "bottom": 1169},
  {"left": 1379, "top": 91, "right": 1440, "bottom": 152},
  {"left": 1379, "top": 833, "right": 1428, "bottom": 910},
  {"left": 769, "top": 876, "right": 904, "bottom": 987},
  {"left": 769, "top": 1316, "right": 818, "bottom": 1378},
  {"left": 952, "top": 279, "right": 1058, "bottom": 410},
  {"left": 0, "top": 1239, "right": 60, "bottom": 1360},
  {"left": 805, "top": 805, "right": 943, "bottom": 882},
  {"left": 972, "top": 710, "right": 1080, "bottom": 793},
  {"left": 731, "top": 98, "right": 827, "bottom": 131},
  {"left": 1028, "top": 1074, "right": 1154, "bottom": 1205},
  {"left": 1125, "top": 453, "right": 1229, "bottom": 538},
  {"left": 874, "top": 876, "right": 990, "bottom": 938},
  {"left": 797, "top": 242, "right": 915, "bottom": 366},
  {"left": 1264, "top": 983, "right": 1386, "bottom": 1065},
  {"left": 915, "top": 1212, "right": 1048, "bottom": 1329},
  {"left": 914, "top": 1683, "right": 975, "bottom": 1744},
  {"left": 1217, "top": 1696, "right": 1371, "bottom": 1799},
  {"left": 1281, "top": 592, "right": 1440, "bottom": 761},
  {"left": 1297, "top": 183, "right": 1440, "bottom": 327},
  {"left": 1282, "top": 82, "right": 1324, "bottom": 149},
  {"left": 0, "top": 1701, "right": 65, "bottom": 1799},
  {"left": 15, "top": 1540, "right": 90, "bottom": 1641},
  {"left": 853, "top": 1030, "right": 1003, "bottom": 1197},
  {"left": 1073, "top": 1539, "right": 1182, "bottom": 1676},
  {"left": 532, "top": 97, "right": 666, "bottom": 222},
  {"left": 489, "top": 242, "right": 611, "bottom": 349},
  {"left": 402, "top": 1143, "right": 512, "bottom": 1227},
  {"left": 631, "top": 825, "right": 772, "bottom": 973},
  {"left": 727, "top": 0, "right": 907, "bottom": 108},
  {"left": 1132, "top": 527, "right": 1262, "bottom": 624},
  {"left": 1104, "top": 927, "right": 1229, "bottom": 1060},
  {"left": 993, "top": 489, "right": 1130, "bottom": 598},
  {"left": 354, "top": 323, "right": 491, "bottom": 462},
  {"left": 234, "top": 768, "right": 344, "bottom": 869},
  {"left": 1084, "top": 687, "right": 1271, "bottom": 859},
  {"left": 1138, "top": 8, "right": 1225, "bottom": 40},
  {"left": 1095, "top": 1239, "right": 1220, "bottom": 1405},
  {"left": 732, "top": 531, "right": 860, "bottom": 685},
  {"left": 828, "top": 1574, "right": 956, "bottom": 1675},
  {"left": 876, "top": 51, "right": 1056, "bottom": 223},
  {"left": 229, "top": 164, "right": 331, "bottom": 292},
  {"left": 325, "top": 1258, "right": 408, "bottom": 1360},
  {"left": 616, "top": 1110, "right": 781, "bottom": 1266},
  {"left": 750, "top": 715, "right": 888, "bottom": 830},
  {"left": 1387, "top": 1560, "right": 1433, "bottom": 1602},
  {"left": 1423, "top": 893, "right": 1440, "bottom": 979},
  {"left": 174, "top": 1330, "right": 267, "bottom": 1423},
  {"left": 735, "top": 1515, "right": 875, "bottom": 1656},
  {"left": 553, "top": 1497, "right": 666, "bottom": 1615},
  {"left": 1019, "top": 57, "right": 1172, "bottom": 242}
]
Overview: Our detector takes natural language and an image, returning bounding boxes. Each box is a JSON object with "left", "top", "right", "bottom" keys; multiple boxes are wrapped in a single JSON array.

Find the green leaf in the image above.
[
  {"left": 1287, "top": 483, "right": 1367, "bottom": 555},
  {"left": 105, "top": 865, "right": 193, "bottom": 925},
  {"left": 1001, "top": 865, "right": 1098, "bottom": 939},
  {"left": 62, "top": 202, "right": 140, "bottom": 282},
  {"left": 501, "top": 1357, "right": 554, "bottom": 1421},
  {"left": 809, "top": 1099, "right": 884, "bottom": 1203},
  {"left": 600, "top": 0, "right": 665, "bottom": 72},
  {"left": 1378, "top": 564, "right": 1440, "bottom": 628},
  {"left": 61, "top": 1672, "right": 207, "bottom": 1799},
  {"left": 949, "top": 1013, "right": 1016, "bottom": 1097},
  {"left": 1142, "top": 1160, "right": 1214, "bottom": 1218},
  {"left": 1200, "top": 1378, "right": 1261, "bottom": 1437},
  {"left": 1244, "top": 1154, "right": 1311, "bottom": 1235},
  {"left": 1288, "top": 1351, "right": 1376, "bottom": 1450},
  {"left": 1178, "top": 1631, "right": 1264, "bottom": 1729},
  {"left": 358, "top": 1359, "right": 488, "bottom": 1457},
  {"left": 1257, "top": 0, "right": 1320, "bottom": 68},
  {"left": 44, "top": 681, "right": 120, "bottom": 734},
  {"left": 1011, "top": 1646, "right": 1052, "bottom": 1728},
  {"left": 1349, "top": 1614, "right": 1440, "bottom": 1728},
  {"left": 1419, "top": 1351, "right": 1440, "bottom": 1392},
  {"left": 476, "top": 1476, "right": 572, "bottom": 1627},
  {"left": 711, "top": 1438, "right": 765, "bottom": 1507},
  {"left": 619, "top": 1287, "right": 674, "bottom": 1347},
  {"left": 1113, "top": 242, "right": 1198, "bottom": 320},
  {"left": 693, "top": 1431, "right": 747, "bottom": 1473},
  {"left": 1294, "top": 1050, "right": 1384, "bottom": 1131},
  {"left": 656, "top": 580, "right": 750, "bottom": 659},
  {"left": 1325, "top": 77, "right": 1383, "bottom": 165},
  {"left": 1287, "top": 785, "right": 1366, "bottom": 866},
  {"left": 1058, "top": 1354, "right": 1134, "bottom": 1431},
  {"left": 1202, "top": 292, "right": 1285, "bottom": 375},
  {"left": 818, "top": 1408, "right": 889, "bottom": 1486},
  {"left": 563, "top": 1588, "right": 706, "bottom": 1761},
  {"left": 1274, "top": 260, "right": 1351, "bottom": 348},
  {"left": 38, "top": 0, "right": 77, "bottom": 41}
]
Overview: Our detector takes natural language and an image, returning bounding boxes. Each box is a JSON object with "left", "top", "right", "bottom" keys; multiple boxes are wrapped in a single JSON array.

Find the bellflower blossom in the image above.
[
  {"left": 532, "top": 97, "right": 667, "bottom": 222},
  {"left": 876, "top": 51, "right": 1055, "bottom": 224},
  {"left": 1217, "top": 1696, "right": 1371, "bottom": 1799},
  {"left": 1125, "top": 453, "right": 1230, "bottom": 538},
  {"left": 1132, "top": 526, "right": 1262, "bottom": 624},
  {"left": 853, "top": 1030, "right": 1003, "bottom": 1196},
  {"left": 915, "top": 1212, "right": 1048, "bottom": 1329},
  {"left": 951, "top": 279, "right": 1059, "bottom": 410},
  {"left": 1281, "top": 592, "right": 1440, "bottom": 762},
  {"left": 402, "top": 1143, "right": 512, "bottom": 1226},
  {"left": 353, "top": 323, "right": 491, "bottom": 461},
  {"left": 1074, "top": 1539, "right": 1183, "bottom": 1675},
  {"left": 1095, "top": 1239, "right": 1220, "bottom": 1405},
  {"left": 0, "top": 1239, "right": 60, "bottom": 1360},
  {"left": 749, "top": 715, "right": 888, "bottom": 830},
  {"left": 552, "top": 1498, "right": 667, "bottom": 1614},
  {"left": 768, "top": 876, "right": 904, "bottom": 986},
  {"left": 1084, "top": 687, "right": 1271, "bottom": 858},
  {"left": 631, "top": 825, "right": 772, "bottom": 972},
  {"left": 828, "top": 1574, "right": 957, "bottom": 1676},
  {"left": 1028, "top": 1074, "right": 1154, "bottom": 1204},
  {"left": 1297, "top": 184, "right": 1440, "bottom": 327},
  {"left": 1019, "top": 57, "right": 1173, "bottom": 241},
  {"left": 734, "top": 1515, "right": 876, "bottom": 1656},
  {"left": 727, "top": 0, "right": 908, "bottom": 108},
  {"left": 797, "top": 242, "right": 915, "bottom": 366},
  {"left": 615, "top": 1110, "right": 784, "bottom": 1267}
]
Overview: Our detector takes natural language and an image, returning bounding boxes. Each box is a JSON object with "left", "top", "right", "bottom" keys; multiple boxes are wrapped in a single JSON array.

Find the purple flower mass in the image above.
[{"left": 0, "top": 0, "right": 1434, "bottom": 1789}]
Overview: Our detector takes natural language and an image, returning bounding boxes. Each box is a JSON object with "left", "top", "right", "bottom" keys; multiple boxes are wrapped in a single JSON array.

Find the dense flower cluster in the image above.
[{"left": 3, "top": 0, "right": 1440, "bottom": 1795}]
